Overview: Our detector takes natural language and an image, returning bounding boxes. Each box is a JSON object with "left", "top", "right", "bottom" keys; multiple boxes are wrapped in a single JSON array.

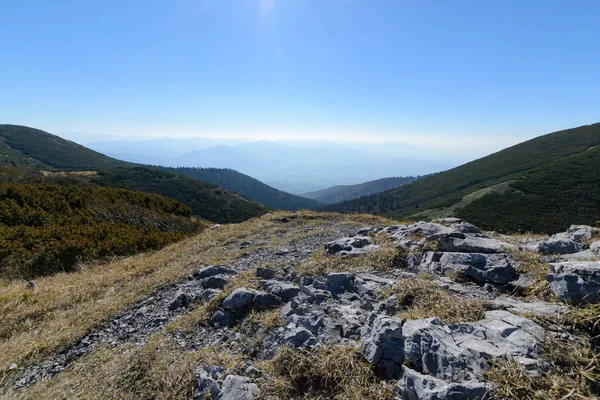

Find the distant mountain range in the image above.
[
  {"left": 82, "top": 138, "right": 454, "bottom": 194},
  {"left": 302, "top": 177, "right": 418, "bottom": 204},
  {"left": 323, "top": 123, "right": 600, "bottom": 233}
]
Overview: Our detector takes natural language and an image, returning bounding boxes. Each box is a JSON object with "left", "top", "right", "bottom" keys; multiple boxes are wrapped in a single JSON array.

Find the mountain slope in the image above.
[
  {"left": 323, "top": 123, "right": 600, "bottom": 232},
  {"left": 302, "top": 177, "right": 417, "bottom": 204},
  {"left": 0, "top": 125, "right": 267, "bottom": 223},
  {"left": 0, "top": 124, "right": 126, "bottom": 170},
  {"left": 92, "top": 167, "right": 268, "bottom": 223},
  {"left": 159, "top": 167, "right": 321, "bottom": 211},
  {"left": 456, "top": 145, "right": 600, "bottom": 233}
]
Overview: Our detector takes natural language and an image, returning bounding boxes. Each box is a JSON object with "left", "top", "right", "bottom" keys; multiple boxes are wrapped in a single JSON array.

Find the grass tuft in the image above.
[
  {"left": 391, "top": 278, "right": 492, "bottom": 324},
  {"left": 258, "top": 345, "right": 395, "bottom": 400}
]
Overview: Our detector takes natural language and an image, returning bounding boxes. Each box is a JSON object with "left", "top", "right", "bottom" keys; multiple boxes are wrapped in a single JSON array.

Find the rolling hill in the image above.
[
  {"left": 159, "top": 167, "right": 322, "bottom": 211},
  {"left": 302, "top": 177, "right": 417, "bottom": 204},
  {"left": 0, "top": 125, "right": 267, "bottom": 223},
  {"left": 323, "top": 123, "right": 600, "bottom": 233}
]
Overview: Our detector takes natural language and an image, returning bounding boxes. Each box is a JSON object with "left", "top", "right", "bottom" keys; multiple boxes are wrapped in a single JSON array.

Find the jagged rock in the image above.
[
  {"left": 360, "top": 314, "right": 405, "bottom": 378},
  {"left": 361, "top": 311, "right": 544, "bottom": 385},
  {"left": 256, "top": 267, "right": 277, "bottom": 279},
  {"left": 530, "top": 238, "right": 581, "bottom": 255},
  {"left": 547, "top": 261, "right": 600, "bottom": 304},
  {"left": 201, "top": 275, "right": 231, "bottom": 289},
  {"left": 421, "top": 252, "right": 518, "bottom": 284},
  {"left": 398, "top": 366, "right": 488, "bottom": 400},
  {"left": 168, "top": 291, "right": 195, "bottom": 311},
  {"left": 220, "top": 375, "right": 260, "bottom": 400},
  {"left": 437, "top": 234, "right": 510, "bottom": 254},
  {"left": 245, "top": 366, "right": 261, "bottom": 377},
  {"left": 353, "top": 273, "right": 396, "bottom": 298},
  {"left": 591, "top": 241, "right": 600, "bottom": 255},
  {"left": 222, "top": 288, "right": 258, "bottom": 310},
  {"left": 555, "top": 225, "right": 596, "bottom": 242},
  {"left": 283, "top": 326, "right": 318, "bottom": 347},
  {"left": 324, "top": 236, "right": 377, "bottom": 256},
  {"left": 326, "top": 272, "right": 355, "bottom": 293},
  {"left": 193, "top": 366, "right": 225, "bottom": 400},
  {"left": 253, "top": 292, "right": 282, "bottom": 309},
  {"left": 357, "top": 227, "right": 382, "bottom": 236},
  {"left": 195, "top": 265, "right": 235, "bottom": 279},
  {"left": 212, "top": 310, "right": 237, "bottom": 327},
  {"left": 260, "top": 280, "right": 300, "bottom": 301},
  {"left": 449, "top": 221, "right": 481, "bottom": 234}
]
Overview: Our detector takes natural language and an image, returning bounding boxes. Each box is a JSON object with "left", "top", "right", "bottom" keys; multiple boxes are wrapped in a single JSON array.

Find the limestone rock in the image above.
[{"left": 547, "top": 261, "right": 600, "bottom": 304}]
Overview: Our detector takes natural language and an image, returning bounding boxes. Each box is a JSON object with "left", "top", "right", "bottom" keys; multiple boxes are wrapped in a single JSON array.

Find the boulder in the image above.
[
  {"left": 253, "top": 292, "right": 282, "bottom": 310},
  {"left": 283, "top": 326, "right": 318, "bottom": 347},
  {"left": 421, "top": 252, "right": 518, "bottom": 284},
  {"left": 220, "top": 375, "right": 260, "bottom": 400},
  {"left": 398, "top": 366, "right": 488, "bottom": 400},
  {"left": 531, "top": 239, "right": 581, "bottom": 255},
  {"left": 360, "top": 314, "right": 405, "bottom": 378},
  {"left": 193, "top": 366, "right": 225, "bottom": 400},
  {"left": 437, "top": 234, "right": 510, "bottom": 254},
  {"left": 195, "top": 265, "right": 235, "bottom": 279},
  {"left": 547, "top": 261, "right": 600, "bottom": 304},
  {"left": 326, "top": 272, "right": 355, "bottom": 294},
  {"left": 212, "top": 310, "right": 237, "bottom": 327},
  {"left": 256, "top": 267, "right": 277, "bottom": 279},
  {"left": 168, "top": 291, "right": 195, "bottom": 311},
  {"left": 324, "top": 236, "right": 377, "bottom": 256},
  {"left": 222, "top": 288, "right": 258, "bottom": 310},
  {"left": 201, "top": 275, "right": 231, "bottom": 289},
  {"left": 260, "top": 280, "right": 300, "bottom": 301},
  {"left": 555, "top": 225, "right": 596, "bottom": 242}
]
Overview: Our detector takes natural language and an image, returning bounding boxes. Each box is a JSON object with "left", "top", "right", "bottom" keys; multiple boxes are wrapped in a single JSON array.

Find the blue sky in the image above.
[{"left": 1, "top": 0, "right": 599, "bottom": 154}]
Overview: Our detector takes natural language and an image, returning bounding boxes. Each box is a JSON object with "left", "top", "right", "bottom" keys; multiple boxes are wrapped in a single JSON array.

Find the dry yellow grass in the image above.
[
  {"left": 486, "top": 334, "right": 599, "bottom": 399},
  {"left": 390, "top": 277, "right": 492, "bottom": 324},
  {"left": 509, "top": 249, "right": 555, "bottom": 299},
  {"left": 0, "top": 211, "right": 394, "bottom": 382},
  {"left": 258, "top": 346, "right": 395, "bottom": 400},
  {"left": 297, "top": 238, "right": 404, "bottom": 277},
  {"left": 19, "top": 334, "right": 244, "bottom": 400}
]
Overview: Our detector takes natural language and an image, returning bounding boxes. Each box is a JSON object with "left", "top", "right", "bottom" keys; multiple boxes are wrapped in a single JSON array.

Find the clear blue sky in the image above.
[{"left": 1, "top": 0, "right": 599, "bottom": 151}]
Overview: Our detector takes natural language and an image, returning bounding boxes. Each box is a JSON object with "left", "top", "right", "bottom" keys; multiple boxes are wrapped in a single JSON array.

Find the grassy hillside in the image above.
[
  {"left": 0, "top": 125, "right": 126, "bottom": 170},
  {"left": 93, "top": 167, "right": 268, "bottom": 223},
  {"left": 303, "top": 176, "right": 417, "bottom": 204},
  {"left": 324, "top": 123, "right": 600, "bottom": 232},
  {"left": 457, "top": 146, "right": 600, "bottom": 233},
  {"left": 160, "top": 167, "right": 321, "bottom": 211},
  {"left": 0, "top": 174, "right": 204, "bottom": 278},
  {"left": 0, "top": 125, "right": 268, "bottom": 223}
]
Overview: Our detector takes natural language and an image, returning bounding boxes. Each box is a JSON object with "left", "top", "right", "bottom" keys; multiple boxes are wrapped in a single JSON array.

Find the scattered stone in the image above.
[
  {"left": 256, "top": 267, "right": 277, "bottom": 279},
  {"left": 398, "top": 366, "right": 488, "bottom": 400},
  {"left": 240, "top": 241, "right": 253, "bottom": 249},
  {"left": 222, "top": 288, "right": 258, "bottom": 310},
  {"left": 324, "top": 236, "right": 377, "bottom": 256},
  {"left": 220, "top": 375, "right": 260, "bottom": 400},
  {"left": 9, "top": 363, "right": 18, "bottom": 371},
  {"left": 193, "top": 366, "right": 223, "bottom": 400},
  {"left": 25, "top": 281, "right": 37, "bottom": 290},
  {"left": 260, "top": 280, "right": 300, "bottom": 301},
  {"left": 245, "top": 366, "right": 261, "bottom": 377},
  {"left": 168, "top": 291, "right": 195, "bottom": 311},
  {"left": 421, "top": 252, "right": 518, "bottom": 284},
  {"left": 212, "top": 311, "right": 237, "bottom": 327},
  {"left": 547, "top": 261, "right": 600, "bottom": 304}
]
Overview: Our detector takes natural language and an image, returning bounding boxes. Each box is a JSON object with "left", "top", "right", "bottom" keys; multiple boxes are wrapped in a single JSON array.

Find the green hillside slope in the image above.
[
  {"left": 93, "top": 168, "right": 268, "bottom": 223},
  {"left": 0, "top": 125, "right": 268, "bottom": 223},
  {"left": 323, "top": 123, "right": 600, "bottom": 232},
  {"left": 303, "top": 176, "right": 417, "bottom": 204},
  {"left": 456, "top": 146, "right": 600, "bottom": 233},
  {"left": 0, "top": 125, "right": 126, "bottom": 170},
  {"left": 160, "top": 167, "right": 321, "bottom": 211}
]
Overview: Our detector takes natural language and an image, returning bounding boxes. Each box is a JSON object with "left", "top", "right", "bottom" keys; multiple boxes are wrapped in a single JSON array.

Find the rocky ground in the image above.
[{"left": 2, "top": 213, "right": 599, "bottom": 399}]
